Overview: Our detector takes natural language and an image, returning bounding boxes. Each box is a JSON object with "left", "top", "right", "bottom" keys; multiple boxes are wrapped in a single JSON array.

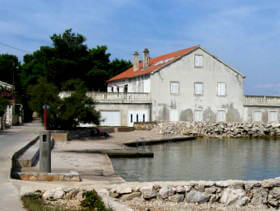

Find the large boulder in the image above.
[
  {"left": 159, "top": 186, "right": 174, "bottom": 199},
  {"left": 140, "top": 185, "right": 157, "bottom": 200},
  {"left": 268, "top": 187, "right": 280, "bottom": 207},
  {"left": 186, "top": 190, "right": 210, "bottom": 203},
  {"left": 220, "top": 188, "right": 249, "bottom": 206}
]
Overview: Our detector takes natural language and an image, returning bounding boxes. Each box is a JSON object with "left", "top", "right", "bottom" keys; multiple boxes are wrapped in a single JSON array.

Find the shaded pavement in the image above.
[{"left": 0, "top": 120, "right": 42, "bottom": 211}]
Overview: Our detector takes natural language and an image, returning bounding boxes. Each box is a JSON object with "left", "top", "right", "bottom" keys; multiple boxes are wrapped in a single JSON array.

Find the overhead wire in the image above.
[{"left": 0, "top": 41, "right": 30, "bottom": 53}]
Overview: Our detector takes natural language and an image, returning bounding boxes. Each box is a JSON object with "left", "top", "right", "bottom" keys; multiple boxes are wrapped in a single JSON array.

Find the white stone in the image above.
[
  {"left": 186, "top": 190, "right": 210, "bottom": 203},
  {"left": 116, "top": 186, "right": 132, "bottom": 195},
  {"left": 53, "top": 188, "right": 65, "bottom": 200},
  {"left": 220, "top": 188, "right": 247, "bottom": 206},
  {"left": 159, "top": 186, "right": 173, "bottom": 199},
  {"left": 140, "top": 185, "right": 157, "bottom": 199},
  {"left": 42, "top": 189, "right": 55, "bottom": 200}
]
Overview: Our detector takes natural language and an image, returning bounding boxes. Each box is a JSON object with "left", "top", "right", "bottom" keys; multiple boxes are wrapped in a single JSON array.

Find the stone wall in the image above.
[
  {"left": 108, "top": 178, "right": 280, "bottom": 209},
  {"left": 151, "top": 121, "right": 280, "bottom": 138},
  {"left": 21, "top": 178, "right": 280, "bottom": 210}
]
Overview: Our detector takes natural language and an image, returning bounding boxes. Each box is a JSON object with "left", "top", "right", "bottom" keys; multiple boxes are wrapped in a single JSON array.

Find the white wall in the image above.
[
  {"left": 150, "top": 48, "right": 245, "bottom": 122},
  {"left": 107, "top": 75, "right": 150, "bottom": 93}
]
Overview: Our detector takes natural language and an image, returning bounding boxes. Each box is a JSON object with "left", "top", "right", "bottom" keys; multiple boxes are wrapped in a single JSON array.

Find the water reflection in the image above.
[{"left": 111, "top": 138, "right": 280, "bottom": 181}]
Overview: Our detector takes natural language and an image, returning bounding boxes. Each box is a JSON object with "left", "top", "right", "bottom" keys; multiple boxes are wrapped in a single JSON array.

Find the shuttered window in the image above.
[
  {"left": 194, "top": 82, "right": 204, "bottom": 96},
  {"left": 217, "top": 82, "right": 226, "bottom": 96},
  {"left": 195, "top": 55, "right": 203, "bottom": 67},
  {"left": 253, "top": 111, "right": 262, "bottom": 122},
  {"left": 269, "top": 111, "right": 278, "bottom": 122},
  {"left": 194, "top": 110, "right": 203, "bottom": 122},
  {"left": 170, "top": 81, "right": 179, "bottom": 94},
  {"left": 217, "top": 110, "right": 226, "bottom": 122}
]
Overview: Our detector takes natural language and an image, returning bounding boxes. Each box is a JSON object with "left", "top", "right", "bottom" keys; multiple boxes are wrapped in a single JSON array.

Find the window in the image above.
[
  {"left": 217, "top": 82, "right": 226, "bottom": 96},
  {"left": 170, "top": 81, "right": 179, "bottom": 94},
  {"left": 124, "top": 84, "right": 128, "bottom": 93},
  {"left": 194, "top": 110, "right": 203, "bottom": 122},
  {"left": 136, "top": 114, "right": 139, "bottom": 122},
  {"left": 143, "top": 114, "right": 145, "bottom": 122},
  {"left": 253, "top": 111, "right": 262, "bottom": 122},
  {"left": 130, "top": 114, "right": 133, "bottom": 123},
  {"left": 269, "top": 111, "right": 278, "bottom": 122},
  {"left": 194, "top": 55, "right": 203, "bottom": 67},
  {"left": 194, "top": 82, "right": 204, "bottom": 96},
  {"left": 217, "top": 110, "right": 226, "bottom": 122}
]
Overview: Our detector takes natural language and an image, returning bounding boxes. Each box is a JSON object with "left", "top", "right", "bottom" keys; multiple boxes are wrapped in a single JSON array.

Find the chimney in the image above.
[
  {"left": 143, "top": 48, "right": 150, "bottom": 69},
  {"left": 133, "top": 51, "right": 139, "bottom": 71}
]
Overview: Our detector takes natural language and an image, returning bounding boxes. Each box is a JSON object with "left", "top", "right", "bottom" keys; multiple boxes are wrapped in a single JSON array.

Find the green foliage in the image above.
[
  {"left": 2, "top": 29, "right": 132, "bottom": 122},
  {"left": 81, "top": 190, "right": 112, "bottom": 211},
  {"left": 28, "top": 79, "right": 100, "bottom": 130},
  {"left": 0, "top": 97, "right": 10, "bottom": 116},
  {"left": 21, "top": 29, "right": 131, "bottom": 92},
  {"left": 0, "top": 54, "right": 20, "bottom": 85},
  {"left": 21, "top": 194, "right": 68, "bottom": 211}
]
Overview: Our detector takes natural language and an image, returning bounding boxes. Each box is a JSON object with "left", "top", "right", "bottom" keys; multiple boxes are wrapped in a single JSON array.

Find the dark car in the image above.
[{"left": 90, "top": 127, "right": 110, "bottom": 138}]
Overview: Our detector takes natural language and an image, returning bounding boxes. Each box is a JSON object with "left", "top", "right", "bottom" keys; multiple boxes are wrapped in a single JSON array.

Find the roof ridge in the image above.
[{"left": 107, "top": 45, "right": 200, "bottom": 82}]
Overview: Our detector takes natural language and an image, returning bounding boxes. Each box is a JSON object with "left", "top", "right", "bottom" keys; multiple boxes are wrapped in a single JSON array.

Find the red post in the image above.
[{"left": 43, "top": 108, "right": 48, "bottom": 130}]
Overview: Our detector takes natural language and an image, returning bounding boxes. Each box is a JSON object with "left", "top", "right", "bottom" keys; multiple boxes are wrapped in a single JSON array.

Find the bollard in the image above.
[{"left": 39, "top": 131, "right": 51, "bottom": 173}]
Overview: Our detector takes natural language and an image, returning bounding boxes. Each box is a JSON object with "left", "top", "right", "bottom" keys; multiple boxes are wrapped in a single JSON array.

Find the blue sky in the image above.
[{"left": 1, "top": 0, "right": 280, "bottom": 95}]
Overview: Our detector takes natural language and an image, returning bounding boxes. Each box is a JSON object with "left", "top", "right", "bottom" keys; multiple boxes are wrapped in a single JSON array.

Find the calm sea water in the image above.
[{"left": 111, "top": 138, "right": 280, "bottom": 182}]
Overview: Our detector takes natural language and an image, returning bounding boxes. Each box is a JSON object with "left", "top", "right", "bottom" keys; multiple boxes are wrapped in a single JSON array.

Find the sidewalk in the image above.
[{"left": 0, "top": 120, "right": 42, "bottom": 211}]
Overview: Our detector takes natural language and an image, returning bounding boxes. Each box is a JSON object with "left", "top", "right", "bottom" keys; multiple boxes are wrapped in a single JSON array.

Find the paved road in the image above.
[{"left": 0, "top": 120, "right": 42, "bottom": 211}]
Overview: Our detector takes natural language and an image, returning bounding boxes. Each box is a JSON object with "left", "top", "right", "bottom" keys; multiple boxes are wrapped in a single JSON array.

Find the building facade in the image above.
[
  {"left": 93, "top": 46, "right": 280, "bottom": 126},
  {"left": 0, "top": 80, "right": 22, "bottom": 129}
]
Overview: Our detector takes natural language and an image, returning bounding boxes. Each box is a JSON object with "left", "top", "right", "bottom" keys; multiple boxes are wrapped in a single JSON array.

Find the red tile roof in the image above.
[{"left": 107, "top": 45, "right": 200, "bottom": 82}]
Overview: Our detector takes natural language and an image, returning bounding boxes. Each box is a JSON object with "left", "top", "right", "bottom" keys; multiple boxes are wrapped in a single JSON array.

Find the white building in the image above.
[
  {"left": 0, "top": 80, "right": 22, "bottom": 129},
  {"left": 89, "top": 45, "right": 280, "bottom": 126}
]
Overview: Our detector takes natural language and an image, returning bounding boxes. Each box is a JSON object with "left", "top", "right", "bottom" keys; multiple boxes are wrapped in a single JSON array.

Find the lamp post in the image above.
[{"left": 42, "top": 105, "right": 49, "bottom": 130}]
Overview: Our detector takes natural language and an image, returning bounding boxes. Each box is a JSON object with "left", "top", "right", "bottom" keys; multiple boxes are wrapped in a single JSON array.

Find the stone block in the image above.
[{"left": 186, "top": 190, "right": 210, "bottom": 203}]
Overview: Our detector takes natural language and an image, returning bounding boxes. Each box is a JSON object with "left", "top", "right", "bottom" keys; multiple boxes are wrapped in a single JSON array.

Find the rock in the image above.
[
  {"left": 109, "top": 191, "right": 119, "bottom": 198},
  {"left": 140, "top": 186, "right": 157, "bottom": 200},
  {"left": 268, "top": 187, "right": 280, "bottom": 207},
  {"left": 64, "top": 189, "right": 79, "bottom": 200},
  {"left": 116, "top": 186, "right": 132, "bottom": 195},
  {"left": 184, "top": 185, "right": 192, "bottom": 192},
  {"left": 205, "top": 187, "right": 217, "bottom": 194},
  {"left": 220, "top": 188, "right": 248, "bottom": 206},
  {"left": 169, "top": 194, "right": 184, "bottom": 202},
  {"left": 76, "top": 191, "right": 84, "bottom": 201},
  {"left": 215, "top": 181, "right": 230, "bottom": 188},
  {"left": 186, "top": 190, "right": 210, "bottom": 203},
  {"left": 120, "top": 192, "right": 141, "bottom": 201},
  {"left": 52, "top": 188, "right": 64, "bottom": 200},
  {"left": 175, "top": 186, "right": 185, "bottom": 193},
  {"left": 42, "top": 189, "right": 55, "bottom": 200},
  {"left": 20, "top": 186, "right": 39, "bottom": 197},
  {"left": 159, "top": 186, "right": 173, "bottom": 199},
  {"left": 250, "top": 188, "right": 268, "bottom": 206},
  {"left": 209, "top": 195, "right": 220, "bottom": 203}
]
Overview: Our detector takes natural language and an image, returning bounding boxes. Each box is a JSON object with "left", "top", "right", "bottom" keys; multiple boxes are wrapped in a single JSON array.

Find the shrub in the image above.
[
  {"left": 80, "top": 190, "right": 111, "bottom": 211},
  {"left": 28, "top": 78, "right": 100, "bottom": 130}
]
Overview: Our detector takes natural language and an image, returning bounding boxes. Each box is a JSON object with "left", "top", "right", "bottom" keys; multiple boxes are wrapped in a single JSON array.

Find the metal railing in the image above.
[{"left": 59, "top": 91, "right": 151, "bottom": 103}]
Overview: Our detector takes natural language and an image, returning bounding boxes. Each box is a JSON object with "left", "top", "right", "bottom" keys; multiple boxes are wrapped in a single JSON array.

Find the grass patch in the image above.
[
  {"left": 21, "top": 194, "right": 66, "bottom": 211},
  {"left": 21, "top": 190, "right": 112, "bottom": 211}
]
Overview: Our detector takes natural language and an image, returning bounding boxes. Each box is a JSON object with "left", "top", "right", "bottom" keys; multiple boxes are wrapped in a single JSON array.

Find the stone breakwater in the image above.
[
  {"left": 151, "top": 122, "right": 280, "bottom": 138},
  {"left": 21, "top": 178, "right": 280, "bottom": 210},
  {"left": 108, "top": 178, "right": 280, "bottom": 209}
]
